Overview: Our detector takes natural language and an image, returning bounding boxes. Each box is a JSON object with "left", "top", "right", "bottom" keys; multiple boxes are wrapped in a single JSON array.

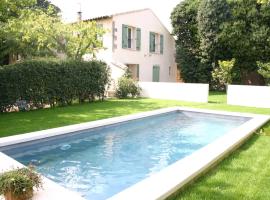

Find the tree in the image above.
[
  {"left": 221, "top": 0, "right": 270, "bottom": 85},
  {"left": 212, "top": 59, "right": 237, "bottom": 91},
  {"left": 171, "top": 0, "right": 203, "bottom": 82},
  {"left": 0, "top": 0, "right": 35, "bottom": 22},
  {"left": 0, "top": 0, "right": 61, "bottom": 65},
  {"left": 6, "top": 9, "right": 105, "bottom": 60},
  {"left": 197, "top": 0, "right": 231, "bottom": 83},
  {"left": 0, "top": 0, "right": 36, "bottom": 64},
  {"left": 32, "top": 0, "right": 61, "bottom": 16},
  {"left": 172, "top": 0, "right": 270, "bottom": 85}
]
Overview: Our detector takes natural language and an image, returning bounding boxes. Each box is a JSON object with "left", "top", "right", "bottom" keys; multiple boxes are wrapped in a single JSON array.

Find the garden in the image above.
[
  {"left": 0, "top": 0, "right": 270, "bottom": 200},
  {"left": 0, "top": 93, "right": 270, "bottom": 200}
]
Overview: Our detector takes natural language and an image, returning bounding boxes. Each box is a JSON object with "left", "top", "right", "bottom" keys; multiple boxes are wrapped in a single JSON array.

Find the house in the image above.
[{"left": 83, "top": 8, "right": 178, "bottom": 88}]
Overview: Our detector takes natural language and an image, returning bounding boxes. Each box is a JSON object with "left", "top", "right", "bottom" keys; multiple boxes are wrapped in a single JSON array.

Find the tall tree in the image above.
[
  {"left": 6, "top": 9, "right": 105, "bottom": 60},
  {"left": 0, "top": 0, "right": 36, "bottom": 64},
  {"left": 222, "top": 0, "right": 270, "bottom": 84},
  {"left": 0, "top": 0, "right": 61, "bottom": 65},
  {"left": 32, "top": 0, "right": 60, "bottom": 16},
  {"left": 171, "top": 0, "right": 203, "bottom": 82},
  {"left": 197, "top": 0, "right": 231, "bottom": 83}
]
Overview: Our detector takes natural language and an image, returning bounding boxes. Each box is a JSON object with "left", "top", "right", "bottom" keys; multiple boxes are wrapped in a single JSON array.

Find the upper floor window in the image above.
[
  {"left": 122, "top": 24, "right": 141, "bottom": 51},
  {"left": 127, "top": 27, "right": 132, "bottom": 48},
  {"left": 149, "top": 32, "right": 164, "bottom": 54}
]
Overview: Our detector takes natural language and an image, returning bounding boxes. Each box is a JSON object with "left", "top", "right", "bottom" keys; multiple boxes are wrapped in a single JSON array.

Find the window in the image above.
[
  {"left": 128, "top": 27, "right": 132, "bottom": 48},
  {"left": 126, "top": 64, "right": 140, "bottom": 81},
  {"left": 137, "top": 65, "right": 140, "bottom": 80},
  {"left": 149, "top": 32, "right": 164, "bottom": 54},
  {"left": 152, "top": 65, "right": 160, "bottom": 82},
  {"left": 122, "top": 24, "right": 141, "bottom": 50}
]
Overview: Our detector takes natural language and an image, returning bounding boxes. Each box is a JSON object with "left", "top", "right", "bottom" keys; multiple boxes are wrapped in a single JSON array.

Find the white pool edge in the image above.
[
  {"left": 0, "top": 107, "right": 269, "bottom": 200},
  {"left": 0, "top": 152, "right": 85, "bottom": 200}
]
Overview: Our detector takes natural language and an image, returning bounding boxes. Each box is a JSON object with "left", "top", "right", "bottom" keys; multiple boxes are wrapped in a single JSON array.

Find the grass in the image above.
[
  {"left": 0, "top": 92, "right": 269, "bottom": 137},
  {"left": 0, "top": 92, "right": 270, "bottom": 200},
  {"left": 168, "top": 134, "right": 270, "bottom": 200}
]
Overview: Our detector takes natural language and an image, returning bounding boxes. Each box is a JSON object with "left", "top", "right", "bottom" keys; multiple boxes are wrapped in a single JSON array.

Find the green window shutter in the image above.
[
  {"left": 160, "top": 34, "right": 164, "bottom": 54},
  {"left": 149, "top": 32, "right": 155, "bottom": 53},
  {"left": 136, "top": 28, "right": 141, "bottom": 51},
  {"left": 137, "top": 65, "right": 140, "bottom": 80},
  {"left": 122, "top": 24, "right": 128, "bottom": 49},
  {"left": 152, "top": 65, "right": 160, "bottom": 82}
]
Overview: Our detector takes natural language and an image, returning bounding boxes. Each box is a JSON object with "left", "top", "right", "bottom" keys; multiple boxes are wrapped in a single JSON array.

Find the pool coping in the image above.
[{"left": 0, "top": 107, "right": 269, "bottom": 200}]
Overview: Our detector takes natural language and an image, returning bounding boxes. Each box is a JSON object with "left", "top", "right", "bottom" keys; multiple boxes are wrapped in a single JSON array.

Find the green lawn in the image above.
[
  {"left": 1, "top": 92, "right": 269, "bottom": 137},
  {"left": 169, "top": 134, "right": 270, "bottom": 200},
  {"left": 0, "top": 92, "right": 270, "bottom": 200}
]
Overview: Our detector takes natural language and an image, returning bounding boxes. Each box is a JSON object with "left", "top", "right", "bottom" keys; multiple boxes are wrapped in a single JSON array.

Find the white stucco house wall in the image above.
[{"left": 83, "top": 8, "right": 178, "bottom": 89}]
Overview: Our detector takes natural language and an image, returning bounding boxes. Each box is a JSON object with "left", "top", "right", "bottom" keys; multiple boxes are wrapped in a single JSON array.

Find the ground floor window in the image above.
[
  {"left": 126, "top": 64, "right": 140, "bottom": 81},
  {"left": 152, "top": 65, "right": 160, "bottom": 82}
]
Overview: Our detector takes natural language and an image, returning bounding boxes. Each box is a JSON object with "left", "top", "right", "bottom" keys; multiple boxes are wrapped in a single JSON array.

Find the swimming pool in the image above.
[{"left": 0, "top": 107, "right": 269, "bottom": 200}]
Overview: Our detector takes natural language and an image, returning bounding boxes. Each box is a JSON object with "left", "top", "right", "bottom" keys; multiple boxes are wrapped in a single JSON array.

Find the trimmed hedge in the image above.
[{"left": 0, "top": 59, "right": 110, "bottom": 112}]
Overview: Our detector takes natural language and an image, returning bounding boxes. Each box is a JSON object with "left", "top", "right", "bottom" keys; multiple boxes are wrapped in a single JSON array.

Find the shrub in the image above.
[
  {"left": 257, "top": 62, "right": 270, "bottom": 85},
  {"left": 0, "top": 167, "right": 42, "bottom": 200},
  {"left": 115, "top": 77, "right": 141, "bottom": 98},
  {"left": 0, "top": 59, "right": 110, "bottom": 112},
  {"left": 211, "top": 59, "right": 236, "bottom": 91}
]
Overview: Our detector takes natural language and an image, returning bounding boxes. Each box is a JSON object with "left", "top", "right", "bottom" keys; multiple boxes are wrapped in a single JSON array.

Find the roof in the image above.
[
  {"left": 82, "top": 8, "right": 172, "bottom": 35},
  {"left": 83, "top": 8, "right": 150, "bottom": 22}
]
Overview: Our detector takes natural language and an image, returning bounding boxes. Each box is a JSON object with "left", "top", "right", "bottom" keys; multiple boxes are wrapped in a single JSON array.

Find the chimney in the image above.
[
  {"left": 77, "top": 3, "right": 82, "bottom": 22},
  {"left": 77, "top": 11, "right": 82, "bottom": 22}
]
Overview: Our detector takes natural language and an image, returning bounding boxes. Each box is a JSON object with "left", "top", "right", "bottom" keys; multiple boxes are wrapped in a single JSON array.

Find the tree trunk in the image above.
[{"left": 240, "top": 70, "right": 265, "bottom": 85}]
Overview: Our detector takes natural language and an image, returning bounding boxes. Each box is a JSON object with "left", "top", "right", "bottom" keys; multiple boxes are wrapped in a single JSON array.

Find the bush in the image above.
[
  {"left": 211, "top": 59, "right": 236, "bottom": 91},
  {"left": 115, "top": 77, "right": 141, "bottom": 98},
  {"left": 0, "top": 59, "right": 110, "bottom": 112},
  {"left": 0, "top": 167, "right": 42, "bottom": 200},
  {"left": 257, "top": 62, "right": 270, "bottom": 85}
]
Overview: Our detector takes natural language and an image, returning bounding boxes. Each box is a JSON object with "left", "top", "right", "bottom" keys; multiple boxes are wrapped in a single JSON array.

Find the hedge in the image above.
[{"left": 0, "top": 59, "right": 110, "bottom": 112}]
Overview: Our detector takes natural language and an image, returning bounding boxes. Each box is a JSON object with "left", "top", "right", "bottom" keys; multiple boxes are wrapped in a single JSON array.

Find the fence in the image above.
[
  {"left": 139, "top": 82, "right": 209, "bottom": 103},
  {"left": 227, "top": 85, "right": 270, "bottom": 108}
]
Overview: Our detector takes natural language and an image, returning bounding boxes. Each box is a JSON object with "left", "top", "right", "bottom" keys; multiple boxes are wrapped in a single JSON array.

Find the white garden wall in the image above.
[
  {"left": 139, "top": 82, "right": 209, "bottom": 103},
  {"left": 227, "top": 85, "right": 270, "bottom": 108}
]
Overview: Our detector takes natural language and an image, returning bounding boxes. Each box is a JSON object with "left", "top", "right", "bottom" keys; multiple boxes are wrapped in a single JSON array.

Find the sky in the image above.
[{"left": 49, "top": 0, "right": 181, "bottom": 32}]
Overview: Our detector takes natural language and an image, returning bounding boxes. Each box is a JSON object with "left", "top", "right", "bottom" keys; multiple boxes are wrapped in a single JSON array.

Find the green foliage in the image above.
[
  {"left": 0, "top": 1, "right": 104, "bottom": 64},
  {"left": 221, "top": 0, "right": 270, "bottom": 84},
  {"left": 172, "top": 0, "right": 270, "bottom": 85},
  {"left": 212, "top": 59, "right": 237, "bottom": 91},
  {"left": 0, "top": 0, "right": 35, "bottom": 22},
  {"left": 0, "top": 0, "right": 60, "bottom": 65},
  {"left": 5, "top": 9, "right": 105, "bottom": 60},
  {"left": 257, "top": 0, "right": 270, "bottom": 4},
  {"left": 0, "top": 59, "right": 110, "bottom": 112},
  {"left": 257, "top": 62, "right": 270, "bottom": 85},
  {"left": 116, "top": 77, "right": 141, "bottom": 99},
  {"left": 171, "top": 0, "right": 203, "bottom": 83},
  {"left": 32, "top": 0, "right": 61, "bottom": 16},
  {"left": 0, "top": 0, "right": 35, "bottom": 64},
  {"left": 197, "top": 0, "right": 231, "bottom": 82},
  {"left": 0, "top": 167, "right": 42, "bottom": 199}
]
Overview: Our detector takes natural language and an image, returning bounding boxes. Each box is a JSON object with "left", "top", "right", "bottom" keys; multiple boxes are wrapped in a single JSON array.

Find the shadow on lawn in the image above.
[{"left": 0, "top": 98, "right": 188, "bottom": 137}]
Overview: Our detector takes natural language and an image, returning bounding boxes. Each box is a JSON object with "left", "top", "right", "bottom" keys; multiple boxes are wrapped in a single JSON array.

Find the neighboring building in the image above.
[{"left": 83, "top": 8, "right": 178, "bottom": 88}]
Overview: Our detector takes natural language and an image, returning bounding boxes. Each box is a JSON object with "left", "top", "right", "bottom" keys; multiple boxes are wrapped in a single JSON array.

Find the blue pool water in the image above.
[{"left": 1, "top": 111, "right": 249, "bottom": 200}]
